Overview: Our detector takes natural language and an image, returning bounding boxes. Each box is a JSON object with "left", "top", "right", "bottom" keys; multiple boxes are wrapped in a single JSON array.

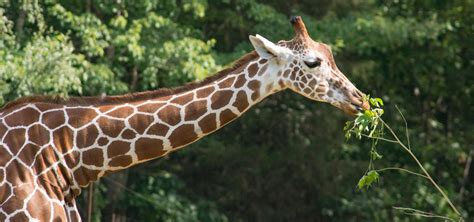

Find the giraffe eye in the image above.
[{"left": 304, "top": 59, "right": 321, "bottom": 68}]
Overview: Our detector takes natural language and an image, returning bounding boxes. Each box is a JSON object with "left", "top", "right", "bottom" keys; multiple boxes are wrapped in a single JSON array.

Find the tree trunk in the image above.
[
  {"left": 130, "top": 65, "right": 139, "bottom": 91},
  {"left": 15, "top": 9, "right": 27, "bottom": 40}
]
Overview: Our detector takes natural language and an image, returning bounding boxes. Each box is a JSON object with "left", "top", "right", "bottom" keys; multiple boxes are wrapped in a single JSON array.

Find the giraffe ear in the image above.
[{"left": 249, "top": 34, "right": 290, "bottom": 60}]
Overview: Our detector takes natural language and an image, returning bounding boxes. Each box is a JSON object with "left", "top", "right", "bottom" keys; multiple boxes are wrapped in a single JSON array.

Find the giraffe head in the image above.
[{"left": 249, "top": 16, "right": 369, "bottom": 115}]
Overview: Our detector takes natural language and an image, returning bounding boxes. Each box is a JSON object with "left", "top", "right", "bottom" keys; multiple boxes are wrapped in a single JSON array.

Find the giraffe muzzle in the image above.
[{"left": 341, "top": 90, "right": 370, "bottom": 116}]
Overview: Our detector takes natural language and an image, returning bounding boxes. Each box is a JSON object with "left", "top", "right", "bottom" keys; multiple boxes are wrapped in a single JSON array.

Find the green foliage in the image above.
[
  {"left": 123, "top": 170, "right": 227, "bottom": 222},
  {"left": 344, "top": 96, "right": 462, "bottom": 220},
  {"left": 1, "top": 0, "right": 473, "bottom": 221},
  {"left": 0, "top": 8, "right": 14, "bottom": 48},
  {"left": 344, "top": 101, "right": 384, "bottom": 140},
  {"left": 0, "top": 34, "right": 127, "bottom": 104},
  {"left": 345, "top": 97, "right": 385, "bottom": 192},
  {"left": 49, "top": 4, "right": 110, "bottom": 57},
  {"left": 358, "top": 170, "right": 380, "bottom": 190},
  {"left": 0, "top": 34, "right": 82, "bottom": 99}
]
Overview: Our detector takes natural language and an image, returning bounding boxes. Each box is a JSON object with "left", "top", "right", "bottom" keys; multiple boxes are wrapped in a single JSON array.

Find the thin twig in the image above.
[
  {"left": 376, "top": 167, "right": 429, "bottom": 179},
  {"left": 362, "top": 133, "right": 398, "bottom": 144},
  {"left": 349, "top": 131, "right": 398, "bottom": 144},
  {"left": 393, "top": 206, "right": 455, "bottom": 221},
  {"left": 87, "top": 183, "right": 94, "bottom": 222},
  {"left": 380, "top": 118, "right": 461, "bottom": 217},
  {"left": 394, "top": 105, "right": 411, "bottom": 150},
  {"left": 459, "top": 150, "right": 473, "bottom": 202}
]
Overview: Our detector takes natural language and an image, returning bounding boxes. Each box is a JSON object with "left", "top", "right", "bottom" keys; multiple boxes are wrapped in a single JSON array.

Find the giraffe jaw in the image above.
[{"left": 340, "top": 98, "right": 371, "bottom": 116}]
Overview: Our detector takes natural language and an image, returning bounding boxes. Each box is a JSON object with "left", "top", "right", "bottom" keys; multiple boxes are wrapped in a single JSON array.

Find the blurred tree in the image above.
[{"left": 0, "top": 0, "right": 472, "bottom": 221}]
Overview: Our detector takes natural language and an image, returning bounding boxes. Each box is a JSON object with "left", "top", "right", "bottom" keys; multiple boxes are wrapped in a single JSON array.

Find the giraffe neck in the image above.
[
  {"left": 0, "top": 52, "right": 285, "bottom": 220},
  {"left": 65, "top": 55, "right": 284, "bottom": 194}
]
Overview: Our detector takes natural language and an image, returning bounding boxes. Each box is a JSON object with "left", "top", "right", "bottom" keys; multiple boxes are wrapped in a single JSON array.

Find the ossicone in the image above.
[{"left": 290, "top": 16, "right": 309, "bottom": 38}]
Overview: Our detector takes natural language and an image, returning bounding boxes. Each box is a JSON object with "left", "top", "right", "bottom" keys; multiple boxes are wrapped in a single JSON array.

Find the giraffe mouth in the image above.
[
  {"left": 341, "top": 103, "right": 361, "bottom": 116},
  {"left": 341, "top": 100, "right": 370, "bottom": 116},
  {"left": 339, "top": 89, "right": 371, "bottom": 116}
]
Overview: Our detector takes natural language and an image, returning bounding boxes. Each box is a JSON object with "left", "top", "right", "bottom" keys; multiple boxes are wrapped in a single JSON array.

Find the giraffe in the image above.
[{"left": 0, "top": 16, "right": 369, "bottom": 221}]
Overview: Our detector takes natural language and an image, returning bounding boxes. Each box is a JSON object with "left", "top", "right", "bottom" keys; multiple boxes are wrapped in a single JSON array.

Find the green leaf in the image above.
[
  {"left": 367, "top": 170, "right": 379, "bottom": 183},
  {"left": 370, "top": 150, "right": 383, "bottom": 160},
  {"left": 375, "top": 98, "right": 384, "bottom": 106},
  {"left": 357, "top": 175, "right": 367, "bottom": 189},
  {"left": 343, "top": 121, "right": 352, "bottom": 131},
  {"left": 358, "top": 170, "right": 380, "bottom": 190},
  {"left": 345, "top": 131, "right": 352, "bottom": 140}
]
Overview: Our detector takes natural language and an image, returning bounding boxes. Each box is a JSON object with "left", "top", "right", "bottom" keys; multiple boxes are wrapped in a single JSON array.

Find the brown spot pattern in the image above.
[
  {"left": 10, "top": 212, "right": 29, "bottom": 221},
  {"left": 247, "top": 63, "right": 258, "bottom": 77},
  {"left": 247, "top": 80, "right": 261, "bottom": 91},
  {"left": 76, "top": 125, "right": 99, "bottom": 148},
  {"left": 135, "top": 138, "right": 164, "bottom": 161},
  {"left": 121, "top": 129, "right": 136, "bottom": 139},
  {"left": 0, "top": 123, "right": 6, "bottom": 138},
  {"left": 27, "top": 124, "right": 49, "bottom": 146},
  {"left": 107, "top": 141, "right": 130, "bottom": 158},
  {"left": 220, "top": 109, "right": 237, "bottom": 126},
  {"left": 146, "top": 123, "right": 169, "bottom": 136},
  {"left": 128, "top": 113, "right": 154, "bottom": 134},
  {"left": 52, "top": 126, "right": 73, "bottom": 154},
  {"left": 218, "top": 76, "right": 236, "bottom": 89},
  {"left": 257, "top": 64, "right": 268, "bottom": 76},
  {"left": 4, "top": 107, "right": 39, "bottom": 127},
  {"left": 211, "top": 90, "right": 233, "bottom": 109},
  {"left": 106, "top": 106, "right": 134, "bottom": 118},
  {"left": 64, "top": 151, "right": 79, "bottom": 169},
  {"left": 4, "top": 129, "right": 26, "bottom": 155},
  {"left": 233, "top": 91, "right": 249, "bottom": 112},
  {"left": 196, "top": 86, "right": 215, "bottom": 98},
  {"left": 82, "top": 149, "right": 104, "bottom": 167},
  {"left": 184, "top": 100, "right": 207, "bottom": 121},
  {"left": 158, "top": 105, "right": 181, "bottom": 125},
  {"left": 234, "top": 74, "right": 247, "bottom": 88},
  {"left": 109, "top": 155, "right": 132, "bottom": 167},
  {"left": 97, "top": 137, "right": 109, "bottom": 146},
  {"left": 42, "top": 111, "right": 65, "bottom": 129},
  {"left": 170, "top": 93, "right": 194, "bottom": 105},
  {"left": 290, "top": 71, "right": 296, "bottom": 80},
  {"left": 308, "top": 79, "right": 317, "bottom": 88},
  {"left": 0, "top": 145, "right": 12, "bottom": 166},
  {"left": 137, "top": 103, "right": 165, "bottom": 113},
  {"left": 251, "top": 91, "right": 260, "bottom": 101},
  {"left": 67, "top": 108, "right": 97, "bottom": 128},
  {"left": 198, "top": 113, "right": 216, "bottom": 134},
  {"left": 17, "top": 143, "right": 41, "bottom": 166},
  {"left": 6, "top": 162, "right": 33, "bottom": 185},
  {"left": 98, "top": 117, "right": 125, "bottom": 138},
  {"left": 169, "top": 124, "right": 197, "bottom": 148},
  {"left": 74, "top": 168, "right": 100, "bottom": 186}
]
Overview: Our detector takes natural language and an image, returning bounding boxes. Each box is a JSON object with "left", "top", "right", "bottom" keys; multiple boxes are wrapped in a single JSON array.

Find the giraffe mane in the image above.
[{"left": 1, "top": 51, "right": 259, "bottom": 111}]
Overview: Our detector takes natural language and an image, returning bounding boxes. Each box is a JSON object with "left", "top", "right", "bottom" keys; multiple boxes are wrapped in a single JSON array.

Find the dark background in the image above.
[{"left": 0, "top": 0, "right": 473, "bottom": 221}]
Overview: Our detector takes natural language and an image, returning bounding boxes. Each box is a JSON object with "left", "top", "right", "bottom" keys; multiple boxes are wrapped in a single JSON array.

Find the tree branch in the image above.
[
  {"left": 380, "top": 118, "right": 461, "bottom": 217},
  {"left": 459, "top": 150, "right": 473, "bottom": 202},
  {"left": 376, "top": 167, "right": 429, "bottom": 179}
]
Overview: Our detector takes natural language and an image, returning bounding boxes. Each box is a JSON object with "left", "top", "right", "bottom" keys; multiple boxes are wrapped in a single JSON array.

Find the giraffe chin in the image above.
[{"left": 340, "top": 103, "right": 366, "bottom": 116}]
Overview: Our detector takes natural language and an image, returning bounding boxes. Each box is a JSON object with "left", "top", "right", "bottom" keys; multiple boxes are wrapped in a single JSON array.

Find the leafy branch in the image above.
[{"left": 344, "top": 96, "right": 463, "bottom": 221}]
